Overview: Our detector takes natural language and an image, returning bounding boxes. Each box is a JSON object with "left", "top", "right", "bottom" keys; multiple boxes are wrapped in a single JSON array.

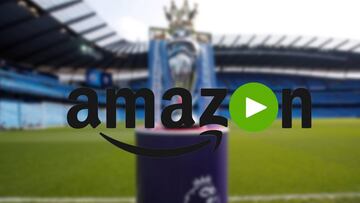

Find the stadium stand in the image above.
[
  {"left": 128, "top": 72, "right": 360, "bottom": 118},
  {"left": 0, "top": 65, "right": 119, "bottom": 129}
]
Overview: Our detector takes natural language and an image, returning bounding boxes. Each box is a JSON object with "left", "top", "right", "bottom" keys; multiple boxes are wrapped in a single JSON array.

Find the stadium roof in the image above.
[
  {"left": 1, "top": 0, "right": 360, "bottom": 73},
  {"left": 0, "top": 0, "right": 132, "bottom": 71}
]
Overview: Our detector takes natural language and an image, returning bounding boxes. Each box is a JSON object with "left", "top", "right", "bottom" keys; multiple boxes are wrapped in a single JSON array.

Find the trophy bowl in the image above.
[{"left": 168, "top": 39, "right": 199, "bottom": 96}]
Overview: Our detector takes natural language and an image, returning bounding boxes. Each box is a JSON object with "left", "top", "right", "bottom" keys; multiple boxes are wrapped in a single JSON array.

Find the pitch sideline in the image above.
[{"left": 1, "top": 192, "right": 360, "bottom": 203}]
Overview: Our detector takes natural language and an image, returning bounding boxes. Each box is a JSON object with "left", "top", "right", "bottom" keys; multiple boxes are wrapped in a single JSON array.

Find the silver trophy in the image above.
[
  {"left": 165, "top": 0, "right": 199, "bottom": 93},
  {"left": 165, "top": 0, "right": 200, "bottom": 122},
  {"left": 148, "top": 0, "right": 211, "bottom": 124}
]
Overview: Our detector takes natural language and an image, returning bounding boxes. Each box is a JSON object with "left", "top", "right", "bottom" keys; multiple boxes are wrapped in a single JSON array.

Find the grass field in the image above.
[{"left": 0, "top": 119, "right": 360, "bottom": 203}]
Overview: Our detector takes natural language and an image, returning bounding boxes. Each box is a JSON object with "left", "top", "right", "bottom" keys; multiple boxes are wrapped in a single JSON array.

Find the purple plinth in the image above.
[{"left": 136, "top": 127, "right": 228, "bottom": 203}]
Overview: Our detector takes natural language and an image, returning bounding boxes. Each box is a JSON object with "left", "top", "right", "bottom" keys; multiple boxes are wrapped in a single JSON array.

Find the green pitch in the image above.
[{"left": 0, "top": 119, "right": 360, "bottom": 203}]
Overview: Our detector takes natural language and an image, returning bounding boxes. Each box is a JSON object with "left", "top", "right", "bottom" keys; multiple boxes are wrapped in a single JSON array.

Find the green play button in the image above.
[{"left": 229, "top": 83, "right": 279, "bottom": 132}]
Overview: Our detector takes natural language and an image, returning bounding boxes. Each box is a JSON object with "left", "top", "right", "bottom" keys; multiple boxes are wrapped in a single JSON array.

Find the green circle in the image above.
[{"left": 229, "top": 83, "right": 279, "bottom": 132}]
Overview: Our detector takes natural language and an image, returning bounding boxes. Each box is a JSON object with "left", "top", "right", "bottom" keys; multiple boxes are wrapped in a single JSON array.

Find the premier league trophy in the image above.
[{"left": 136, "top": 1, "right": 228, "bottom": 203}]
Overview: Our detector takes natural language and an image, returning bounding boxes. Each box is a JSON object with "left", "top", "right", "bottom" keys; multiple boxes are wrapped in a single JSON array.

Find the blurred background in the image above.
[{"left": 0, "top": 0, "right": 359, "bottom": 203}]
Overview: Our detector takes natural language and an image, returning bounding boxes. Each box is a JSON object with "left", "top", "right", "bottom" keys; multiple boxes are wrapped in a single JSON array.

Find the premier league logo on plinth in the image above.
[{"left": 136, "top": 1, "right": 228, "bottom": 203}]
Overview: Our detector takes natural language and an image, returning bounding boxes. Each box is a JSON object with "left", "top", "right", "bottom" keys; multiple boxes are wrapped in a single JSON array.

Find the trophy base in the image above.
[{"left": 135, "top": 127, "right": 228, "bottom": 203}]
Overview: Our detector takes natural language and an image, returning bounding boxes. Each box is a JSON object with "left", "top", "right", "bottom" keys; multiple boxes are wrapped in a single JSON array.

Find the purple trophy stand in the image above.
[{"left": 136, "top": 127, "right": 228, "bottom": 203}]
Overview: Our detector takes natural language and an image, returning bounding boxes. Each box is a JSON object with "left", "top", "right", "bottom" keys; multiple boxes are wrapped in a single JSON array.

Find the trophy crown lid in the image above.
[{"left": 164, "top": 0, "right": 198, "bottom": 33}]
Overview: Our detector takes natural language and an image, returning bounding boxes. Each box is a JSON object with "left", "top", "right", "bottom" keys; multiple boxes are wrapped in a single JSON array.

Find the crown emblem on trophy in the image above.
[{"left": 164, "top": 0, "right": 198, "bottom": 35}]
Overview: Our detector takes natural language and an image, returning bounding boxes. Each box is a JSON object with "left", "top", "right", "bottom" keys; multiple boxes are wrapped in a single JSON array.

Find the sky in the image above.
[{"left": 85, "top": 0, "right": 360, "bottom": 42}]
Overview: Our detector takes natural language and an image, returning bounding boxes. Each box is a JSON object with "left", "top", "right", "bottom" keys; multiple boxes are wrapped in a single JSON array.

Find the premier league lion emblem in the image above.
[{"left": 184, "top": 175, "right": 221, "bottom": 203}]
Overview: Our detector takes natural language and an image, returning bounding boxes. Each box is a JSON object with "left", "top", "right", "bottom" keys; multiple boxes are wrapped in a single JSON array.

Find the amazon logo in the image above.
[{"left": 67, "top": 86, "right": 312, "bottom": 157}]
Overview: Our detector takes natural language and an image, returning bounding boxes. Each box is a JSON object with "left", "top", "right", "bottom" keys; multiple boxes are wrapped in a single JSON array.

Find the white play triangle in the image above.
[{"left": 246, "top": 97, "right": 267, "bottom": 118}]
